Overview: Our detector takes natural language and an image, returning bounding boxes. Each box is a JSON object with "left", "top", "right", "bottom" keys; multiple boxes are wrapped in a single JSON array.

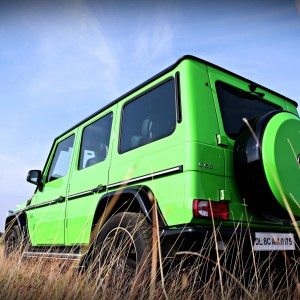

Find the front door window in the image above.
[{"left": 47, "top": 135, "right": 75, "bottom": 182}]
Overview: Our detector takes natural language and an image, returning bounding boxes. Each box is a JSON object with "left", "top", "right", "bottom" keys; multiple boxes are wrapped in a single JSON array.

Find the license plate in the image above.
[{"left": 253, "top": 232, "right": 295, "bottom": 251}]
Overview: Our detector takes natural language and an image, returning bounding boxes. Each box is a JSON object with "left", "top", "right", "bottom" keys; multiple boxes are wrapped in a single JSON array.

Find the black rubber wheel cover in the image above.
[{"left": 233, "top": 110, "right": 294, "bottom": 220}]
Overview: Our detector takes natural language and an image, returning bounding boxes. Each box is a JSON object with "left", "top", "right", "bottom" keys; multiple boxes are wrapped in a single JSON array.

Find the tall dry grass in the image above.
[{"left": 0, "top": 222, "right": 299, "bottom": 300}]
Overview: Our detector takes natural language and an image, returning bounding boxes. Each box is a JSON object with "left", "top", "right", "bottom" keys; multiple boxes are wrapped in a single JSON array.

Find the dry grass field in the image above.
[{"left": 0, "top": 228, "right": 299, "bottom": 300}]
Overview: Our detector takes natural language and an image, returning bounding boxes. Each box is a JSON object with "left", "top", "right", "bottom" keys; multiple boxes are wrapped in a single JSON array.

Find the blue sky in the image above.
[{"left": 0, "top": 0, "right": 300, "bottom": 229}]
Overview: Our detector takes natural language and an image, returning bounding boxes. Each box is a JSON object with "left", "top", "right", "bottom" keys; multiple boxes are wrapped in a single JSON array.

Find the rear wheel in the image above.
[{"left": 90, "top": 212, "right": 152, "bottom": 281}]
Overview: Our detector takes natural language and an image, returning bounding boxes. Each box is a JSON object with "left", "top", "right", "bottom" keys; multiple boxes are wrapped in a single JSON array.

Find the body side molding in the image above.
[{"left": 107, "top": 165, "right": 183, "bottom": 189}]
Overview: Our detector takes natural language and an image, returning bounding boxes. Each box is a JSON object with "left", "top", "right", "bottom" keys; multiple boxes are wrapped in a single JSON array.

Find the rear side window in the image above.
[
  {"left": 216, "top": 82, "right": 280, "bottom": 138},
  {"left": 47, "top": 135, "right": 75, "bottom": 182},
  {"left": 79, "top": 113, "right": 113, "bottom": 170},
  {"left": 120, "top": 79, "right": 176, "bottom": 153}
]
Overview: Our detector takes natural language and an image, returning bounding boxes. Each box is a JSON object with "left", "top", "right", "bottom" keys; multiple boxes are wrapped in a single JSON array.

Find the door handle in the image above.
[
  {"left": 56, "top": 196, "right": 66, "bottom": 203},
  {"left": 92, "top": 184, "right": 106, "bottom": 193}
]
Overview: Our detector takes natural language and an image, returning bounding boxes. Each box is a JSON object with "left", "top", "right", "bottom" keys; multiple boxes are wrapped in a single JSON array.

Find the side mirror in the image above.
[{"left": 27, "top": 170, "right": 42, "bottom": 187}]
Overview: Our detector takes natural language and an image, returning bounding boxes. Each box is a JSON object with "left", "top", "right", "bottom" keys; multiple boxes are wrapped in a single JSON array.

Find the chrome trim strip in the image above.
[
  {"left": 23, "top": 166, "right": 182, "bottom": 209},
  {"left": 24, "top": 184, "right": 106, "bottom": 210},
  {"left": 68, "top": 185, "right": 106, "bottom": 200},
  {"left": 23, "top": 251, "right": 82, "bottom": 261},
  {"left": 25, "top": 196, "right": 65, "bottom": 211},
  {"left": 107, "top": 165, "right": 183, "bottom": 189},
  {"left": 68, "top": 190, "right": 93, "bottom": 200}
]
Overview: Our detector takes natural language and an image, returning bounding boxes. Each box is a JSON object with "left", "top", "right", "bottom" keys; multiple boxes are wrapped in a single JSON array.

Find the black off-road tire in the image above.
[
  {"left": 90, "top": 212, "right": 152, "bottom": 280},
  {"left": 4, "top": 225, "right": 23, "bottom": 257}
]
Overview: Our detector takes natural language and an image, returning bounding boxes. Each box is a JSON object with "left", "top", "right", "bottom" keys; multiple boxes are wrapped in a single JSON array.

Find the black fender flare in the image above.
[
  {"left": 4, "top": 212, "right": 29, "bottom": 241},
  {"left": 79, "top": 185, "right": 166, "bottom": 271},
  {"left": 91, "top": 185, "right": 166, "bottom": 228}
]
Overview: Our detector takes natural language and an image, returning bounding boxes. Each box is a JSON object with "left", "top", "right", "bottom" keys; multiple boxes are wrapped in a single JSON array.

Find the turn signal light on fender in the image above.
[{"left": 193, "top": 200, "right": 229, "bottom": 220}]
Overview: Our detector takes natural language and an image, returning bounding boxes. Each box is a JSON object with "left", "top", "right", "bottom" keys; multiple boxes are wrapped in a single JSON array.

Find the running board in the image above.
[{"left": 23, "top": 251, "right": 82, "bottom": 261}]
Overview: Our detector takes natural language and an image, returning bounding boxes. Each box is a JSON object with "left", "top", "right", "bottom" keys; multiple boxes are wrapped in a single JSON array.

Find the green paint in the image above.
[
  {"left": 8, "top": 56, "right": 300, "bottom": 247},
  {"left": 262, "top": 112, "right": 300, "bottom": 216}
]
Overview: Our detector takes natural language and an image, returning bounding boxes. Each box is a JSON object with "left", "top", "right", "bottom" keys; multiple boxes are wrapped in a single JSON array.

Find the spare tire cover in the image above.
[{"left": 234, "top": 110, "right": 300, "bottom": 219}]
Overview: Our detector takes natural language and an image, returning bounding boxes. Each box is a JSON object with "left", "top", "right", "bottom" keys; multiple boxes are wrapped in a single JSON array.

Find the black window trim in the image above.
[
  {"left": 56, "top": 55, "right": 296, "bottom": 143},
  {"left": 118, "top": 77, "right": 177, "bottom": 154},
  {"left": 175, "top": 72, "right": 182, "bottom": 123},
  {"left": 45, "top": 133, "right": 76, "bottom": 183},
  {"left": 215, "top": 80, "right": 282, "bottom": 140},
  {"left": 77, "top": 111, "right": 113, "bottom": 171}
]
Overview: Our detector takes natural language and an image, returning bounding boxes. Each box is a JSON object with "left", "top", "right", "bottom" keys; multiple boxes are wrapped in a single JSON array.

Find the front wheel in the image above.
[
  {"left": 4, "top": 225, "right": 23, "bottom": 257},
  {"left": 90, "top": 212, "right": 152, "bottom": 280}
]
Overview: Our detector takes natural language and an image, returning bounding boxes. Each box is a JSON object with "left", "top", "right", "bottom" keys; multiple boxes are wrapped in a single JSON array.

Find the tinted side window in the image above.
[
  {"left": 120, "top": 79, "right": 176, "bottom": 153},
  {"left": 47, "top": 135, "right": 75, "bottom": 182},
  {"left": 216, "top": 82, "right": 280, "bottom": 138},
  {"left": 79, "top": 113, "right": 113, "bottom": 170}
]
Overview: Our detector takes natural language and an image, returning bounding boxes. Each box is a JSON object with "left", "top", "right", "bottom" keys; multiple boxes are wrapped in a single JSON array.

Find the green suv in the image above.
[{"left": 4, "top": 55, "right": 300, "bottom": 269}]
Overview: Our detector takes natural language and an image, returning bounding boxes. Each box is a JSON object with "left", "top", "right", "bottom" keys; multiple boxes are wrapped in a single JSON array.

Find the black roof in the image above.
[{"left": 58, "top": 55, "right": 298, "bottom": 139}]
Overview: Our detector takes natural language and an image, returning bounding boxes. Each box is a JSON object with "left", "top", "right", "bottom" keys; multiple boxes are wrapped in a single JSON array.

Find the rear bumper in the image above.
[
  {"left": 161, "top": 225, "right": 297, "bottom": 237},
  {"left": 160, "top": 225, "right": 299, "bottom": 278},
  {"left": 160, "top": 225, "right": 299, "bottom": 252},
  {"left": 161, "top": 225, "right": 250, "bottom": 238}
]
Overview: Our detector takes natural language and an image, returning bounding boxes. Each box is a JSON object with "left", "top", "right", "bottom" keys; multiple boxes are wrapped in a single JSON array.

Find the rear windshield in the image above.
[{"left": 216, "top": 81, "right": 280, "bottom": 138}]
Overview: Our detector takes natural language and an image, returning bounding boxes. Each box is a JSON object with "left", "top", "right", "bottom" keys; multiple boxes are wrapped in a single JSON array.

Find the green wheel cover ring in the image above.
[{"left": 262, "top": 112, "right": 300, "bottom": 217}]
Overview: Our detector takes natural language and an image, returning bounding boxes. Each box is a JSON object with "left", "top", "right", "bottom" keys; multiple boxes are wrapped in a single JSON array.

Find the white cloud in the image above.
[
  {"left": 133, "top": 10, "right": 173, "bottom": 66},
  {"left": 0, "top": 154, "right": 14, "bottom": 163},
  {"left": 25, "top": 0, "right": 121, "bottom": 104},
  {"left": 135, "top": 23, "right": 173, "bottom": 61}
]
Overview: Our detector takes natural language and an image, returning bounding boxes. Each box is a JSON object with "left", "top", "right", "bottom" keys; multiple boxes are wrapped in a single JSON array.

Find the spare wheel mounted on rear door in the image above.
[{"left": 234, "top": 110, "right": 300, "bottom": 220}]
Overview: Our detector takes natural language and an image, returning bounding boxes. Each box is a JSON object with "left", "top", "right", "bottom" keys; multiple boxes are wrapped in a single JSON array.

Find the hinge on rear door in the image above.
[
  {"left": 220, "top": 189, "right": 231, "bottom": 201},
  {"left": 216, "top": 134, "right": 228, "bottom": 147}
]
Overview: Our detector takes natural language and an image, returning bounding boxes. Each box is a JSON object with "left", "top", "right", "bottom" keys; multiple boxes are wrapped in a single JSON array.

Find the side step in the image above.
[{"left": 22, "top": 251, "right": 83, "bottom": 261}]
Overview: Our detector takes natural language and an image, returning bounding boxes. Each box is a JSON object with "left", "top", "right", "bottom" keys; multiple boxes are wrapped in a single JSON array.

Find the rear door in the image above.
[
  {"left": 66, "top": 110, "right": 115, "bottom": 245},
  {"left": 109, "top": 77, "right": 186, "bottom": 226},
  {"left": 207, "top": 66, "right": 286, "bottom": 222},
  {"left": 207, "top": 66, "right": 285, "bottom": 149},
  {"left": 28, "top": 132, "right": 77, "bottom": 245}
]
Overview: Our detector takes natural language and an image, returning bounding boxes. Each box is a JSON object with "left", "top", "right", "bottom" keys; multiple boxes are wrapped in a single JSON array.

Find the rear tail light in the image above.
[{"left": 193, "top": 200, "right": 229, "bottom": 220}]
